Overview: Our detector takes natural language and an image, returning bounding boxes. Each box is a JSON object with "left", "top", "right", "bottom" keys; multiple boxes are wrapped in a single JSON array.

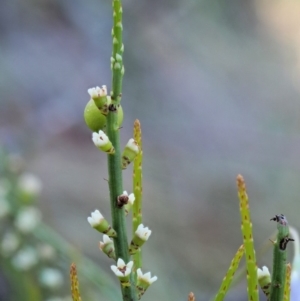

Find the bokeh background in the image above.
[{"left": 1, "top": 0, "right": 300, "bottom": 300}]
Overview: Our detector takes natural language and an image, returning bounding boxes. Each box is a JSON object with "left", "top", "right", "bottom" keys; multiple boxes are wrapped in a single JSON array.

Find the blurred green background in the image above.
[{"left": 1, "top": 0, "right": 300, "bottom": 300}]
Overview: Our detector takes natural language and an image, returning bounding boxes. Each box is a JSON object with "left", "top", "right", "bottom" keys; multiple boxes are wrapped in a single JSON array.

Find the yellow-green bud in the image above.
[{"left": 122, "top": 138, "right": 139, "bottom": 169}]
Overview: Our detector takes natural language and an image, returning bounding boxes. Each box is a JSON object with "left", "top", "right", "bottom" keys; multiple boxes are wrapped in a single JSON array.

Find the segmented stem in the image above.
[
  {"left": 132, "top": 119, "right": 143, "bottom": 273},
  {"left": 236, "top": 175, "right": 258, "bottom": 301},
  {"left": 270, "top": 214, "right": 292, "bottom": 301},
  {"left": 70, "top": 263, "right": 82, "bottom": 301},
  {"left": 213, "top": 244, "right": 245, "bottom": 301},
  {"left": 111, "top": 0, "right": 124, "bottom": 103},
  {"left": 283, "top": 263, "right": 291, "bottom": 301},
  {"left": 107, "top": 0, "right": 137, "bottom": 300}
]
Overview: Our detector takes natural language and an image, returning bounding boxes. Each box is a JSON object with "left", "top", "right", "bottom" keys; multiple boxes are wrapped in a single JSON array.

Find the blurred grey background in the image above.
[{"left": 1, "top": 0, "right": 300, "bottom": 300}]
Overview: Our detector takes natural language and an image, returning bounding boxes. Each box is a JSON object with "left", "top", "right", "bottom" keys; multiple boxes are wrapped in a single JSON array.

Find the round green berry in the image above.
[
  {"left": 84, "top": 99, "right": 124, "bottom": 132},
  {"left": 84, "top": 99, "right": 107, "bottom": 131}
]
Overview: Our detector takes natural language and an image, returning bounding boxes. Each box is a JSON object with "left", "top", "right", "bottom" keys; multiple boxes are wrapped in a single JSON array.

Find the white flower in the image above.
[
  {"left": 257, "top": 266, "right": 270, "bottom": 279},
  {"left": 92, "top": 131, "right": 109, "bottom": 147},
  {"left": 39, "top": 268, "right": 64, "bottom": 289},
  {"left": 87, "top": 86, "right": 107, "bottom": 98},
  {"left": 137, "top": 268, "right": 158, "bottom": 284},
  {"left": 18, "top": 173, "right": 42, "bottom": 196},
  {"left": 122, "top": 191, "right": 135, "bottom": 205},
  {"left": 99, "top": 234, "right": 113, "bottom": 250},
  {"left": 15, "top": 206, "right": 42, "bottom": 233},
  {"left": 111, "top": 258, "right": 133, "bottom": 277},
  {"left": 125, "top": 138, "right": 139, "bottom": 154},
  {"left": 1, "top": 232, "right": 20, "bottom": 256},
  {"left": 87, "top": 210, "right": 104, "bottom": 227},
  {"left": 12, "top": 247, "right": 38, "bottom": 270},
  {"left": 0, "top": 197, "right": 10, "bottom": 219},
  {"left": 136, "top": 224, "right": 152, "bottom": 241}
]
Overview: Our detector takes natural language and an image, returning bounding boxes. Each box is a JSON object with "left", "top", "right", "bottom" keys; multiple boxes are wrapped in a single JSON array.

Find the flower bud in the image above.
[
  {"left": 129, "top": 224, "right": 151, "bottom": 255},
  {"left": 257, "top": 266, "right": 271, "bottom": 298},
  {"left": 122, "top": 139, "right": 139, "bottom": 169},
  {"left": 124, "top": 192, "right": 135, "bottom": 215},
  {"left": 99, "top": 235, "right": 116, "bottom": 259},
  {"left": 87, "top": 210, "right": 117, "bottom": 237},
  {"left": 87, "top": 86, "right": 109, "bottom": 115},
  {"left": 136, "top": 268, "right": 157, "bottom": 298},
  {"left": 92, "top": 131, "right": 115, "bottom": 154}
]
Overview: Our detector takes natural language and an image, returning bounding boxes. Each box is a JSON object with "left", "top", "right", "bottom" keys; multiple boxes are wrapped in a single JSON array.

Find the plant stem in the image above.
[
  {"left": 283, "top": 263, "right": 291, "bottom": 301},
  {"left": 107, "top": 0, "right": 137, "bottom": 300},
  {"left": 132, "top": 120, "right": 143, "bottom": 274},
  {"left": 236, "top": 175, "right": 258, "bottom": 301},
  {"left": 270, "top": 215, "right": 292, "bottom": 301},
  {"left": 213, "top": 245, "right": 245, "bottom": 301}
]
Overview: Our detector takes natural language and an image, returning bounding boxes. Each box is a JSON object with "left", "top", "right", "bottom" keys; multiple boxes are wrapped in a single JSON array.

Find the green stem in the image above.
[
  {"left": 107, "top": 0, "right": 137, "bottom": 300},
  {"left": 213, "top": 245, "right": 245, "bottom": 301},
  {"left": 132, "top": 120, "right": 143, "bottom": 275},
  {"left": 270, "top": 215, "right": 292, "bottom": 301},
  {"left": 236, "top": 175, "right": 258, "bottom": 301}
]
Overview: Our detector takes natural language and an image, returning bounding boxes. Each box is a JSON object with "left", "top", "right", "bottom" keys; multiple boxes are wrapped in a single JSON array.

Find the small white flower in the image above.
[
  {"left": 15, "top": 206, "right": 42, "bottom": 233},
  {"left": 87, "top": 210, "right": 104, "bottom": 227},
  {"left": 257, "top": 266, "right": 270, "bottom": 279},
  {"left": 122, "top": 191, "right": 135, "bottom": 205},
  {"left": 136, "top": 224, "right": 152, "bottom": 241},
  {"left": 18, "top": 173, "right": 42, "bottom": 196},
  {"left": 137, "top": 268, "right": 158, "bottom": 284},
  {"left": 92, "top": 131, "right": 109, "bottom": 147},
  {"left": 12, "top": 246, "right": 38, "bottom": 271},
  {"left": 39, "top": 268, "right": 64, "bottom": 289},
  {"left": 99, "top": 234, "right": 113, "bottom": 250},
  {"left": 87, "top": 86, "right": 107, "bottom": 98},
  {"left": 1, "top": 232, "right": 20, "bottom": 256},
  {"left": 111, "top": 258, "right": 133, "bottom": 277},
  {"left": 0, "top": 197, "right": 10, "bottom": 219},
  {"left": 126, "top": 138, "right": 139, "bottom": 154}
]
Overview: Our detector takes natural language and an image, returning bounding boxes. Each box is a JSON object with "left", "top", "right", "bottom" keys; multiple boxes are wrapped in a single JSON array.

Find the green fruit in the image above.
[
  {"left": 84, "top": 99, "right": 124, "bottom": 132},
  {"left": 84, "top": 99, "right": 107, "bottom": 131}
]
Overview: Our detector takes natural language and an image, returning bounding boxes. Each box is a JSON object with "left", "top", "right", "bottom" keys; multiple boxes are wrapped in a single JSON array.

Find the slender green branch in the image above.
[
  {"left": 132, "top": 120, "right": 143, "bottom": 274},
  {"left": 213, "top": 245, "right": 245, "bottom": 301},
  {"left": 283, "top": 263, "right": 291, "bottom": 301},
  {"left": 270, "top": 214, "right": 293, "bottom": 301},
  {"left": 111, "top": 0, "right": 124, "bottom": 104},
  {"left": 236, "top": 175, "right": 258, "bottom": 301},
  {"left": 107, "top": 0, "right": 137, "bottom": 300}
]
